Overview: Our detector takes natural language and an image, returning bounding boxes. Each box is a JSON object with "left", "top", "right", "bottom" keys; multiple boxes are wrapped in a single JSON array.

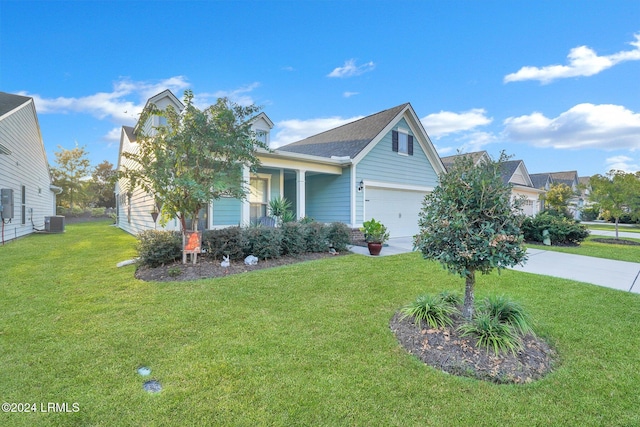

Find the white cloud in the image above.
[
  {"left": 270, "top": 116, "right": 363, "bottom": 148},
  {"left": 327, "top": 59, "right": 375, "bottom": 78},
  {"left": 343, "top": 91, "right": 359, "bottom": 98},
  {"left": 605, "top": 155, "right": 640, "bottom": 173},
  {"left": 203, "top": 82, "right": 261, "bottom": 107},
  {"left": 23, "top": 76, "right": 191, "bottom": 124},
  {"left": 503, "top": 103, "right": 640, "bottom": 150},
  {"left": 420, "top": 108, "right": 492, "bottom": 138},
  {"left": 504, "top": 33, "right": 640, "bottom": 84}
]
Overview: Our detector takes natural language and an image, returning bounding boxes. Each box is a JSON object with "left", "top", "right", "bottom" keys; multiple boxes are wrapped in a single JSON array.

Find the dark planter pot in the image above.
[{"left": 367, "top": 242, "right": 383, "bottom": 256}]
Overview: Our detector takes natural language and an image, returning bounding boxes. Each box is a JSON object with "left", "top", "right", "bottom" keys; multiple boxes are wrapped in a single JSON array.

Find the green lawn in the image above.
[
  {"left": 586, "top": 223, "right": 640, "bottom": 233},
  {"left": 526, "top": 235, "right": 640, "bottom": 263},
  {"left": 2, "top": 221, "right": 640, "bottom": 426}
]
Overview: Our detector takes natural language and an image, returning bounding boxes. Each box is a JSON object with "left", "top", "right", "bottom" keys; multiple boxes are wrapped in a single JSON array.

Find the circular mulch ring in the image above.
[
  {"left": 591, "top": 237, "right": 640, "bottom": 246},
  {"left": 390, "top": 312, "right": 557, "bottom": 384}
]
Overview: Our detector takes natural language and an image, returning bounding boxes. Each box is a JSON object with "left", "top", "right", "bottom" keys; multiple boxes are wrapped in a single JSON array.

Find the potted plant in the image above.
[{"left": 360, "top": 218, "right": 390, "bottom": 256}]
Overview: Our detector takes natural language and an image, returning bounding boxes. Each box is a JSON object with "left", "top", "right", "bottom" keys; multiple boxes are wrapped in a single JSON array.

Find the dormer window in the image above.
[{"left": 255, "top": 130, "right": 269, "bottom": 145}]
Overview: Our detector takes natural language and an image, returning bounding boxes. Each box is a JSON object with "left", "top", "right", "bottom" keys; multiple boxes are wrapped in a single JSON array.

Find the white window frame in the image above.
[
  {"left": 397, "top": 128, "right": 409, "bottom": 156},
  {"left": 249, "top": 173, "right": 271, "bottom": 223}
]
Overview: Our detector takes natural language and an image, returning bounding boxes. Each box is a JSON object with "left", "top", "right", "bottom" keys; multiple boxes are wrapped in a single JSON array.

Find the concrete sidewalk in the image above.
[{"left": 349, "top": 238, "right": 640, "bottom": 294}]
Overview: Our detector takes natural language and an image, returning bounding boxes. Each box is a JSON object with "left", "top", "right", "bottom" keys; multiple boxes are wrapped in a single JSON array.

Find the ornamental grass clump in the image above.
[
  {"left": 458, "top": 295, "right": 534, "bottom": 355},
  {"left": 400, "top": 293, "right": 459, "bottom": 329},
  {"left": 458, "top": 311, "right": 523, "bottom": 355}
]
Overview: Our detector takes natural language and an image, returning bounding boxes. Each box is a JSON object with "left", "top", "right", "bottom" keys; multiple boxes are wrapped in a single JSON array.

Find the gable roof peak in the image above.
[{"left": 277, "top": 103, "right": 411, "bottom": 159}]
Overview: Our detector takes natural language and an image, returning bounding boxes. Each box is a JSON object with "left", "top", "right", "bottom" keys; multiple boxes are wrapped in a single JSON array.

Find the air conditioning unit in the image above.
[{"left": 45, "top": 216, "right": 65, "bottom": 233}]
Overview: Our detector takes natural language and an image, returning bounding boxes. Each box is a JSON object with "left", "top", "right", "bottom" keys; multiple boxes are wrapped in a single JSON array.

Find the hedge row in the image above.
[
  {"left": 521, "top": 212, "right": 589, "bottom": 245},
  {"left": 136, "top": 221, "right": 352, "bottom": 267}
]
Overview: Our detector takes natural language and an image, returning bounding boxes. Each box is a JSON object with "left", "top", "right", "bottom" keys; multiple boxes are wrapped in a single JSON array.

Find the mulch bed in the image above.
[
  {"left": 591, "top": 237, "right": 640, "bottom": 246},
  {"left": 134, "top": 252, "right": 343, "bottom": 282},
  {"left": 390, "top": 312, "right": 557, "bottom": 384}
]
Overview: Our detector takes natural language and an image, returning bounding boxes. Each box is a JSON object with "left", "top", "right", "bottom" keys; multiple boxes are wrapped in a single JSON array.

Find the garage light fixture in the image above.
[{"left": 357, "top": 180, "right": 364, "bottom": 192}]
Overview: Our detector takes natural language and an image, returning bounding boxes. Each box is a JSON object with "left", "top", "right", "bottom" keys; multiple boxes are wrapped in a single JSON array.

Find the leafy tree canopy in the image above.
[
  {"left": 414, "top": 151, "right": 527, "bottom": 319},
  {"left": 544, "top": 182, "right": 575, "bottom": 216},
  {"left": 590, "top": 170, "right": 640, "bottom": 238},
  {"left": 121, "top": 90, "right": 269, "bottom": 232},
  {"left": 50, "top": 144, "right": 91, "bottom": 209}
]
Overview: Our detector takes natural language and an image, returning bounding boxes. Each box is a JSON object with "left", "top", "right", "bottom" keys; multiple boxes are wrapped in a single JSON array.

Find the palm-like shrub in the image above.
[{"left": 400, "top": 294, "right": 459, "bottom": 328}]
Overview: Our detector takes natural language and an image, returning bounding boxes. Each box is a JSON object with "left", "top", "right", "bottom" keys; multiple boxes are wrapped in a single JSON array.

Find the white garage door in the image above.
[{"left": 365, "top": 186, "right": 428, "bottom": 238}]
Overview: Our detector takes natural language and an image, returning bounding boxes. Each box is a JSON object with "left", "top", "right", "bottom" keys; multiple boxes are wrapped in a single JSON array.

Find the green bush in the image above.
[
  {"left": 281, "top": 222, "right": 307, "bottom": 256},
  {"left": 522, "top": 212, "right": 589, "bottom": 245},
  {"left": 136, "top": 230, "right": 182, "bottom": 267},
  {"left": 480, "top": 295, "right": 533, "bottom": 336},
  {"left": 458, "top": 311, "right": 522, "bottom": 355},
  {"left": 581, "top": 205, "right": 600, "bottom": 221},
  {"left": 91, "top": 207, "right": 106, "bottom": 217},
  {"left": 243, "top": 226, "right": 283, "bottom": 260},
  {"left": 202, "top": 227, "right": 245, "bottom": 261},
  {"left": 303, "top": 221, "right": 329, "bottom": 253},
  {"left": 400, "top": 293, "right": 459, "bottom": 329},
  {"left": 458, "top": 295, "right": 534, "bottom": 355},
  {"left": 326, "top": 222, "right": 351, "bottom": 252}
]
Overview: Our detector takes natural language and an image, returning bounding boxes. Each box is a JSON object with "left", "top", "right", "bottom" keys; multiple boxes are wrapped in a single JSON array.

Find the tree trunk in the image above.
[{"left": 463, "top": 269, "right": 476, "bottom": 320}]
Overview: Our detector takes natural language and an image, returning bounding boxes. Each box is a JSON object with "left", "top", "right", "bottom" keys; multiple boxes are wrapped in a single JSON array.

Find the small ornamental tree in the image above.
[
  {"left": 543, "top": 183, "right": 575, "bottom": 217},
  {"left": 120, "top": 90, "right": 268, "bottom": 235},
  {"left": 414, "top": 152, "right": 527, "bottom": 320},
  {"left": 590, "top": 170, "right": 640, "bottom": 239}
]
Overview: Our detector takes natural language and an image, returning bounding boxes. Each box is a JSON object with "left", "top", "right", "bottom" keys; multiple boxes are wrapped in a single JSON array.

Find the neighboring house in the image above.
[
  {"left": 530, "top": 170, "right": 583, "bottom": 219},
  {"left": 0, "top": 92, "right": 61, "bottom": 243},
  {"left": 116, "top": 90, "right": 446, "bottom": 238},
  {"left": 440, "top": 151, "right": 544, "bottom": 216}
]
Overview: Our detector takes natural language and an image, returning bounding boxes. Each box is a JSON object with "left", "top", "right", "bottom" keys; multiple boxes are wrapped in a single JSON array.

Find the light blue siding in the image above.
[
  {"left": 305, "top": 169, "right": 351, "bottom": 223},
  {"left": 358, "top": 119, "right": 438, "bottom": 186},
  {"left": 355, "top": 118, "right": 439, "bottom": 224},
  {"left": 212, "top": 197, "right": 241, "bottom": 226}
]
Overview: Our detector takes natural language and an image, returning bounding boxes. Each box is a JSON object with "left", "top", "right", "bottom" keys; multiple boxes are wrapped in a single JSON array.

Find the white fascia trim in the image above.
[{"left": 363, "top": 179, "right": 434, "bottom": 193}]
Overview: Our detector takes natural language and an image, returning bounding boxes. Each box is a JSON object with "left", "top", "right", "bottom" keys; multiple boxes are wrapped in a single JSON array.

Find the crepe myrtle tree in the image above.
[
  {"left": 120, "top": 90, "right": 269, "bottom": 234},
  {"left": 414, "top": 151, "right": 528, "bottom": 320}
]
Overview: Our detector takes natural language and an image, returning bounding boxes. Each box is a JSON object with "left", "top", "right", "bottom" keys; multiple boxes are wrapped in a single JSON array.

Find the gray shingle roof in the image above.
[
  {"left": 440, "top": 151, "right": 488, "bottom": 171},
  {"left": 530, "top": 173, "right": 550, "bottom": 189},
  {"left": 277, "top": 103, "right": 409, "bottom": 159},
  {"left": 500, "top": 160, "right": 522, "bottom": 186},
  {"left": 0, "top": 92, "right": 31, "bottom": 116},
  {"left": 123, "top": 126, "right": 136, "bottom": 142}
]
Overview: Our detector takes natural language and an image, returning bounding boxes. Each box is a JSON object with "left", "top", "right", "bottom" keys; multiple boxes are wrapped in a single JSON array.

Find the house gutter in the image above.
[{"left": 257, "top": 148, "right": 353, "bottom": 167}]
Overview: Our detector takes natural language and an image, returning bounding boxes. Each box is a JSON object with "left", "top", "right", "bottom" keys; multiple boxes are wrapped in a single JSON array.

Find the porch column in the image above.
[
  {"left": 296, "top": 169, "right": 306, "bottom": 220},
  {"left": 241, "top": 165, "right": 250, "bottom": 226}
]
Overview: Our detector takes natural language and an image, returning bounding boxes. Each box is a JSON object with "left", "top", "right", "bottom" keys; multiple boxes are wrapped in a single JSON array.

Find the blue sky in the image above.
[{"left": 2, "top": 0, "right": 639, "bottom": 177}]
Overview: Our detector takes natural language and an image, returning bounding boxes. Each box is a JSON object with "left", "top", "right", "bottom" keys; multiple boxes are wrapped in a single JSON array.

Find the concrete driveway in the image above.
[{"left": 349, "top": 237, "right": 640, "bottom": 294}]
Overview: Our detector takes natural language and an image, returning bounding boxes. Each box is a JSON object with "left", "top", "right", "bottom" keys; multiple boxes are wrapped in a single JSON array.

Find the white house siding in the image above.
[{"left": 0, "top": 98, "right": 57, "bottom": 243}]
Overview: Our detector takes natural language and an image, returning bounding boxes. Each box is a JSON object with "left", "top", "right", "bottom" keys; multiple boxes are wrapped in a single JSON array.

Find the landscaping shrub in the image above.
[
  {"left": 522, "top": 212, "right": 590, "bottom": 245},
  {"left": 302, "top": 221, "right": 329, "bottom": 253},
  {"left": 202, "top": 227, "right": 245, "bottom": 261},
  {"left": 243, "top": 226, "right": 283, "bottom": 260},
  {"left": 326, "top": 222, "right": 351, "bottom": 252},
  {"left": 280, "top": 222, "right": 307, "bottom": 256},
  {"left": 136, "top": 230, "right": 182, "bottom": 267},
  {"left": 91, "top": 207, "right": 106, "bottom": 217},
  {"left": 400, "top": 293, "right": 459, "bottom": 328},
  {"left": 458, "top": 295, "right": 534, "bottom": 355},
  {"left": 458, "top": 311, "right": 522, "bottom": 355},
  {"left": 480, "top": 295, "right": 533, "bottom": 336}
]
